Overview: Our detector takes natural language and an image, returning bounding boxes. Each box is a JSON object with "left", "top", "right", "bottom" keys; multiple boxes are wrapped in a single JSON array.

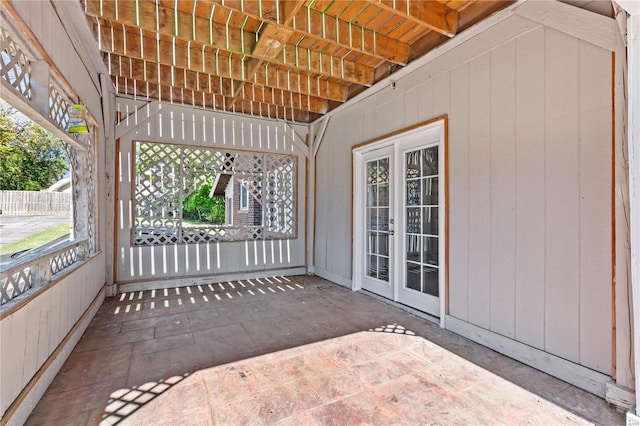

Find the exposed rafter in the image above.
[
  {"left": 82, "top": 0, "right": 510, "bottom": 122},
  {"left": 85, "top": 1, "right": 375, "bottom": 86}
]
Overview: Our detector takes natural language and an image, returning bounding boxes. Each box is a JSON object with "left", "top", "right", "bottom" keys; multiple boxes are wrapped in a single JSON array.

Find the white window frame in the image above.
[{"left": 239, "top": 182, "right": 249, "bottom": 211}]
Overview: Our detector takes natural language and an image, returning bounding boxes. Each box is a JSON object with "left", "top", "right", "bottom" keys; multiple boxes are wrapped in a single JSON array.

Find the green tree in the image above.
[
  {"left": 0, "top": 102, "right": 68, "bottom": 190},
  {"left": 182, "top": 182, "right": 226, "bottom": 224}
]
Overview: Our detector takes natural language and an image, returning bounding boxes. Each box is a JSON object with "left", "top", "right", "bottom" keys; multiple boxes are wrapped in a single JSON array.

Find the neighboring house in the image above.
[{"left": 211, "top": 173, "right": 262, "bottom": 227}]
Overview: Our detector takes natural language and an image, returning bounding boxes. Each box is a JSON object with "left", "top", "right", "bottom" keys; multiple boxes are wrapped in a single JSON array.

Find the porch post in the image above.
[
  {"left": 619, "top": 0, "right": 640, "bottom": 421},
  {"left": 307, "top": 124, "right": 315, "bottom": 274}
]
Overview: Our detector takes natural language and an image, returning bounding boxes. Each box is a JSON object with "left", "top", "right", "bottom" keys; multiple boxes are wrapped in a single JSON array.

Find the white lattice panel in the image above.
[
  {"left": 49, "top": 85, "right": 71, "bottom": 130},
  {"left": 134, "top": 142, "right": 296, "bottom": 245},
  {"left": 0, "top": 29, "right": 30, "bottom": 98},
  {"left": 265, "top": 154, "right": 296, "bottom": 236},
  {"left": 0, "top": 267, "right": 33, "bottom": 304}
]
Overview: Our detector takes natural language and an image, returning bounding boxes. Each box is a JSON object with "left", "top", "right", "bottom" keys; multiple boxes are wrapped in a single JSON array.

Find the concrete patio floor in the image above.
[{"left": 26, "top": 275, "right": 624, "bottom": 425}]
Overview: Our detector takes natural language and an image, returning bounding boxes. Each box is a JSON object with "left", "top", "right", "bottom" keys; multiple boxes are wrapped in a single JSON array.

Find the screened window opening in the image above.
[{"left": 133, "top": 141, "right": 296, "bottom": 245}]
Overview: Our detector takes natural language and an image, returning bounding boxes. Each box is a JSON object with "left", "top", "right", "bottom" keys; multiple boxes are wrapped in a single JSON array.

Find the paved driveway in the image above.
[{"left": 0, "top": 215, "right": 71, "bottom": 247}]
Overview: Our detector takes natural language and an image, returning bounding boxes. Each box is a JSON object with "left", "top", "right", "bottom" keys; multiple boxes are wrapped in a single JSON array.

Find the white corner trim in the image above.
[
  {"left": 515, "top": 0, "right": 618, "bottom": 51},
  {"left": 445, "top": 315, "right": 612, "bottom": 398}
]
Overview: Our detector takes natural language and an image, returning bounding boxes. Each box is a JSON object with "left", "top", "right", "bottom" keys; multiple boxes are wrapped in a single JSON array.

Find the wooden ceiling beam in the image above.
[
  {"left": 107, "top": 53, "right": 329, "bottom": 114},
  {"left": 93, "top": 22, "right": 347, "bottom": 102},
  {"left": 85, "top": 0, "right": 374, "bottom": 86},
  {"left": 363, "top": 0, "right": 459, "bottom": 37},
  {"left": 228, "top": 0, "right": 305, "bottom": 110},
  {"left": 206, "top": 0, "right": 410, "bottom": 65},
  {"left": 113, "top": 76, "right": 310, "bottom": 122}
]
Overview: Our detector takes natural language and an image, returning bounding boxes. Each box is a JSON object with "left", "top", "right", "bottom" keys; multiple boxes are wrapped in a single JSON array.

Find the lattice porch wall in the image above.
[{"left": 115, "top": 97, "right": 307, "bottom": 282}]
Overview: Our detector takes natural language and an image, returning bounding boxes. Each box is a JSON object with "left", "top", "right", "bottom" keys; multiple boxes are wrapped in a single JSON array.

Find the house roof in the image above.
[
  {"left": 211, "top": 173, "right": 232, "bottom": 197},
  {"left": 83, "top": 0, "right": 514, "bottom": 123}
]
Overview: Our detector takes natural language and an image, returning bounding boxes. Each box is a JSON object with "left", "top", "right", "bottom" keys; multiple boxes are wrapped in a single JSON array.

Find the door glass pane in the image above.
[
  {"left": 406, "top": 262, "right": 421, "bottom": 290},
  {"left": 377, "top": 233, "right": 389, "bottom": 256},
  {"left": 379, "top": 257, "right": 389, "bottom": 281},
  {"left": 367, "top": 255, "right": 377, "bottom": 278},
  {"left": 406, "top": 151, "right": 420, "bottom": 178},
  {"left": 423, "top": 236, "right": 438, "bottom": 266},
  {"left": 422, "top": 146, "right": 438, "bottom": 176},
  {"left": 423, "top": 266, "right": 439, "bottom": 296},
  {"left": 406, "top": 234, "right": 421, "bottom": 262},
  {"left": 378, "top": 207, "right": 389, "bottom": 232},
  {"left": 423, "top": 177, "right": 438, "bottom": 205},
  {"left": 378, "top": 184, "right": 389, "bottom": 207},
  {"left": 406, "top": 180, "right": 420, "bottom": 206},
  {"left": 368, "top": 185, "right": 378, "bottom": 207},
  {"left": 407, "top": 207, "right": 420, "bottom": 233},
  {"left": 367, "top": 208, "right": 376, "bottom": 230},
  {"left": 367, "top": 231, "right": 377, "bottom": 254},
  {"left": 366, "top": 158, "right": 390, "bottom": 282},
  {"left": 422, "top": 207, "right": 438, "bottom": 236}
]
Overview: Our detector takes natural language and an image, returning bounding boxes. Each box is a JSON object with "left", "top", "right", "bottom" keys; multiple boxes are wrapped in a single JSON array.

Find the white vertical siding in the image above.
[
  {"left": 467, "top": 53, "right": 492, "bottom": 330},
  {"left": 448, "top": 63, "right": 470, "bottom": 321},
  {"left": 514, "top": 27, "right": 546, "bottom": 350},
  {"left": 489, "top": 40, "right": 517, "bottom": 339},
  {"left": 0, "top": 255, "right": 106, "bottom": 416},
  {"left": 315, "top": 18, "right": 613, "bottom": 375},
  {"left": 544, "top": 30, "right": 581, "bottom": 363},
  {"left": 578, "top": 40, "right": 613, "bottom": 373}
]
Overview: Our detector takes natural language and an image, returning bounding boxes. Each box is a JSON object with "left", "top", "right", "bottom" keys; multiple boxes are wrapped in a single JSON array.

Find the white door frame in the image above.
[{"left": 352, "top": 117, "right": 447, "bottom": 327}]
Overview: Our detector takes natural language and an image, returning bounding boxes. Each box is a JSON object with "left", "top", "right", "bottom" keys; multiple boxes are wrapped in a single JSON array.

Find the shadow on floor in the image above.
[{"left": 25, "top": 275, "right": 624, "bottom": 425}]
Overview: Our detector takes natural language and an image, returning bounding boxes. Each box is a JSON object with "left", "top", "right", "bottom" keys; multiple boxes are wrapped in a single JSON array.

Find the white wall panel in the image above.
[
  {"left": 514, "top": 27, "right": 546, "bottom": 350},
  {"left": 578, "top": 40, "right": 613, "bottom": 373},
  {"left": 315, "top": 16, "right": 614, "bottom": 376},
  {"left": 544, "top": 30, "right": 581, "bottom": 364},
  {"left": 467, "top": 53, "right": 492, "bottom": 330},
  {"left": 489, "top": 39, "right": 517, "bottom": 339},
  {"left": 448, "top": 63, "right": 470, "bottom": 321}
]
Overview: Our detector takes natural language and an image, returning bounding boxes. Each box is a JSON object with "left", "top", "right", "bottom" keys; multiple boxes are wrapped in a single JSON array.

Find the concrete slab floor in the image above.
[{"left": 26, "top": 275, "right": 624, "bottom": 425}]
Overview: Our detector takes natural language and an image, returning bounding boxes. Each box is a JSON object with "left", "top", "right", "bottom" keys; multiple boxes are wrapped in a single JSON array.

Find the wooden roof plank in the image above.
[
  {"left": 86, "top": 0, "right": 374, "bottom": 85},
  {"left": 106, "top": 53, "right": 329, "bottom": 113},
  {"left": 365, "top": 0, "right": 459, "bottom": 37},
  {"left": 114, "top": 76, "right": 311, "bottom": 121}
]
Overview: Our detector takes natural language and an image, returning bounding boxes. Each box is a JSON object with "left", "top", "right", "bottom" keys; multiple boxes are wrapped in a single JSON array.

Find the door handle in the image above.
[{"left": 389, "top": 230, "right": 394, "bottom": 236}]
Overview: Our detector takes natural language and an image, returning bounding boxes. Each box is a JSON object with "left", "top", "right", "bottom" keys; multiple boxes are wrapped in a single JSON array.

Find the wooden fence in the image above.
[{"left": 0, "top": 191, "right": 71, "bottom": 215}]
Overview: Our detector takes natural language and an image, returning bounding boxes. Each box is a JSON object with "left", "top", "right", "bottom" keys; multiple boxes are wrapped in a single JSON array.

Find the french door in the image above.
[{"left": 353, "top": 121, "right": 445, "bottom": 318}]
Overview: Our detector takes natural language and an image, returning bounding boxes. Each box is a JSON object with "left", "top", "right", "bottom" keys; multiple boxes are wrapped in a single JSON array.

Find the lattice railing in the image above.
[
  {"left": 0, "top": 28, "right": 30, "bottom": 98},
  {"left": 134, "top": 142, "right": 296, "bottom": 246},
  {"left": 49, "top": 84, "right": 71, "bottom": 130},
  {"left": 0, "top": 240, "right": 89, "bottom": 306}
]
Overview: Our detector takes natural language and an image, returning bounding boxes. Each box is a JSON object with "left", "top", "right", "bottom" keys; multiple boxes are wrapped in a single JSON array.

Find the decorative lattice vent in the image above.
[{"left": 134, "top": 142, "right": 296, "bottom": 245}]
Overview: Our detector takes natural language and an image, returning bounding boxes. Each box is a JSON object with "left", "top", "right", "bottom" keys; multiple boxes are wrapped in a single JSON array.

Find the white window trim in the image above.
[{"left": 240, "top": 182, "right": 249, "bottom": 211}]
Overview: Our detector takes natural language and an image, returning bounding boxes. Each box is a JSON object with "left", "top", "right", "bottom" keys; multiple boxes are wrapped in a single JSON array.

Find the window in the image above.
[
  {"left": 240, "top": 182, "right": 249, "bottom": 210},
  {"left": 133, "top": 141, "right": 297, "bottom": 245}
]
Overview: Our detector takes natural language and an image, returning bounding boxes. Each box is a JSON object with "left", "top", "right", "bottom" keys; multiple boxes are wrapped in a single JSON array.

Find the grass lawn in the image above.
[{"left": 0, "top": 222, "right": 71, "bottom": 255}]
